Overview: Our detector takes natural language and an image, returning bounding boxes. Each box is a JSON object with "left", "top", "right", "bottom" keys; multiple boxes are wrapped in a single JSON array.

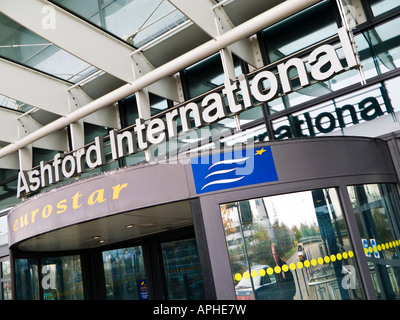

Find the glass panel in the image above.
[
  {"left": 102, "top": 246, "right": 146, "bottom": 300},
  {"left": 14, "top": 259, "right": 39, "bottom": 300},
  {"left": 41, "top": 255, "right": 84, "bottom": 300},
  {"left": 103, "top": 0, "right": 188, "bottom": 48},
  {"left": 184, "top": 54, "right": 225, "bottom": 99},
  {"left": 161, "top": 238, "right": 205, "bottom": 300},
  {"left": 150, "top": 93, "right": 169, "bottom": 116},
  {"left": 348, "top": 183, "right": 400, "bottom": 300},
  {"left": 184, "top": 53, "right": 243, "bottom": 99},
  {"left": 120, "top": 94, "right": 139, "bottom": 126},
  {"left": 1, "top": 260, "right": 10, "bottom": 278},
  {"left": 221, "top": 188, "right": 365, "bottom": 300},
  {"left": 262, "top": 1, "right": 337, "bottom": 63},
  {"left": 370, "top": 0, "right": 400, "bottom": 17},
  {"left": 0, "top": 170, "right": 20, "bottom": 212}
]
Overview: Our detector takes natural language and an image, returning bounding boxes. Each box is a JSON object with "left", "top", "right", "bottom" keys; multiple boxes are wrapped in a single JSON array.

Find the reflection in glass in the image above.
[
  {"left": 272, "top": 79, "right": 397, "bottom": 140},
  {"left": 1, "top": 260, "right": 11, "bottom": 300},
  {"left": 348, "top": 184, "right": 400, "bottom": 300},
  {"left": 41, "top": 255, "right": 84, "bottom": 300},
  {"left": 14, "top": 259, "right": 39, "bottom": 300},
  {"left": 102, "top": 246, "right": 146, "bottom": 300},
  {"left": 184, "top": 53, "right": 242, "bottom": 99},
  {"left": 161, "top": 238, "right": 205, "bottom": 300},
  {"left": 220, "top": 188, "right": 365, "bottom": 300}
]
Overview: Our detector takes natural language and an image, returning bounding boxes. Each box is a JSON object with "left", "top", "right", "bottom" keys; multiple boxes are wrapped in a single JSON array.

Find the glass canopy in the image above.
[{"left": 51, "top": 0, "right": 189, "bottom": 48}]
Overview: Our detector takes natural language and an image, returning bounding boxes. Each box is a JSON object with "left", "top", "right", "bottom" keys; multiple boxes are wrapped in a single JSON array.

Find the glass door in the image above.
[
  {"left": 102, "top": 246, "right": 147, "bottom": 300},
  {"left": 160, "top": 238, "right": 205, "bottom": 300}
]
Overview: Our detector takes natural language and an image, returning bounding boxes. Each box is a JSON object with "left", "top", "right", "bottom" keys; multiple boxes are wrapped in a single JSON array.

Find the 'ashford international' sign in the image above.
[{"left": 17, "top": 27, "right": 366, "bottom": 198}]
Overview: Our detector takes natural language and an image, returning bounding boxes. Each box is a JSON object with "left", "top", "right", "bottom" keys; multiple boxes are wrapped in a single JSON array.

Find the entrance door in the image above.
[
  {"left": 160, "top": 238, "right": 205, "bottom": 300},
  {"left": 100, "top": 232, "right": 205, "bottom": 300}
]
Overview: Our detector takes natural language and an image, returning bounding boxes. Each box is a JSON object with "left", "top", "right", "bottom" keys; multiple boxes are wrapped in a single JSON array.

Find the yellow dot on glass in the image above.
[
  {"left": 343, "top": 252, "right": 348, "bottom": 259},
  {"left": 282, "top": 264, "right": 289, "bottom": 272},
  {"left": 386, "top": 243, "right": 389, "bottom": 249},
  {"left": 267, "top": 268, "right": 274, "bottom": 275},
  {"left": 259, "top": 269, "right": 266, "bottom": 277},
  {"left": 348, "top": 251, "right": 354, "bottom": 258},
  {"left": 304, "top": 260, "right": 310, "bottom": 268},
  {"left": 274, "top": 266, "right": 281, "bottom": 274},
  {"left": 311, "top": 259, "right": 317, "bottom": 266},
  {"left": 318, "top": 257, "right": 324, "bottom": 265},
  {"left": 364, "top": 248, "right": 368, "bottom": 255},
  {"left": 369, "top": 247, "right": 373, "bottom": 253},
  {"left": 235, "top": 274, "right": 242, "bottom": 281},
  {"left": 243, "top": 272, "right": 250, "bottom": 279},
  {"left": 330, "top": 254, "right": 336, "bottom": 262},
  {"left": 297, "top": 262, "right": 303, "bottom": 269},
  {"left": 377, "top": 245, "right": 382, "bottom": 251},
  {"left": 290, "top": 263, "right": 296, "bottom": 270},
  {"left": 251, "top": 271, "right": 258, "bottom": 278},
  {"left": 337, "top": 253, "right": 342, "bottom": 260},
  {"left": 324, "top": 256, "right": 330, "bottom": 263},
  {"left": 382, "top": 244, "right": 386, "bottom": 250}
]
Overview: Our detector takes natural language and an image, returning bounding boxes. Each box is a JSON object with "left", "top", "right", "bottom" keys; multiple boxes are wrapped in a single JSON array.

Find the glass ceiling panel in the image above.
[
  {"left": 0, "top": 13, "right": 98, "bottom": 84},
  {"left": 51, "top": 0, "right": 189, "bottom": 48}
]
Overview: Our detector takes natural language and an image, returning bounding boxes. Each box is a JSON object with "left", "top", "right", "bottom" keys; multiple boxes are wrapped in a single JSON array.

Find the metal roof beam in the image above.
[
  {"left": 0, "top": 58, "right": 119, "bottom": 129},
  {"left": 0, "top": 108, "right": 68, "bottom": 151},
  {"left": 168, "top": 0, "right": 262, "bottom": 68}
]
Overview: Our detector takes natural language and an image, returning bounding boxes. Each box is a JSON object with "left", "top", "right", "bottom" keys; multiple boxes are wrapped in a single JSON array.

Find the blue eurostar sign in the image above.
[{"left": 191, "top": 146, "right": 278, "bottom": 194}]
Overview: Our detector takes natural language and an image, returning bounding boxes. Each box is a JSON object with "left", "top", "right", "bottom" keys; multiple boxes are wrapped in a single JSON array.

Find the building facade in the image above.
[{"left": 0, "top": 0, "right": 400, "bottom": 300}]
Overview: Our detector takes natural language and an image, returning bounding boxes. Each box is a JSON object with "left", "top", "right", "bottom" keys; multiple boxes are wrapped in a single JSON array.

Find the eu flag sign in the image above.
[{"left": 191, "top": 146, "right": 278, "bottom": 194}]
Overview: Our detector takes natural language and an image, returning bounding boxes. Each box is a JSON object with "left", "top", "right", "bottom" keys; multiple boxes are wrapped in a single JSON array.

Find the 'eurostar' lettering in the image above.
[{"left": 13, "top": 183, "right": 128, "bottom": 232}]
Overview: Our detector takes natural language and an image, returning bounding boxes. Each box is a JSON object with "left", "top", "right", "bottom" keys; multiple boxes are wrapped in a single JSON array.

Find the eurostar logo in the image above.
[{"left": 191, "top": 146, "right": 278, "bottom": 194}]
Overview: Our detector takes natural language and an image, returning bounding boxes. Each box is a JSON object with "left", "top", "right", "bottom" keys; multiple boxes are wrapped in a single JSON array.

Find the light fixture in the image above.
[
  {"left": 92, "top": 236, "right": 101, "bottom": 240},
  {"left": 139, "top": 222, "right": 155, "bottom": 227},
  {"left": 99, "top": 240, "right": 105, "bottom": 244},
  {"left": 125, "top": 224, "right": 135, "bottom": 229}
]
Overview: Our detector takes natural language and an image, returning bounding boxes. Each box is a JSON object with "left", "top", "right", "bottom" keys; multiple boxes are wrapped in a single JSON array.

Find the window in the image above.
[
  {"left": 0, "top": 258, "right": 11, "bottom": 300},
  {"left": 102, "top": 246, "right": 146, "bottom": 300},
  {"left": 220, "top": 188, "right": 365, "bottom": 300},
  {"left": 15, "top": 255, "right": 84, "bottom": 300},
  {"left": 161, "top": 238, "right": 205, "bottom": 300},
  {"left": 41, "top": 255, "right": 84, "bottom": 300},
  {"left": 183, "top": 53, "right": 243, "bottom": 99},
  {"left": 370, "top": 0, "right": 400, "bottom": 17}
]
